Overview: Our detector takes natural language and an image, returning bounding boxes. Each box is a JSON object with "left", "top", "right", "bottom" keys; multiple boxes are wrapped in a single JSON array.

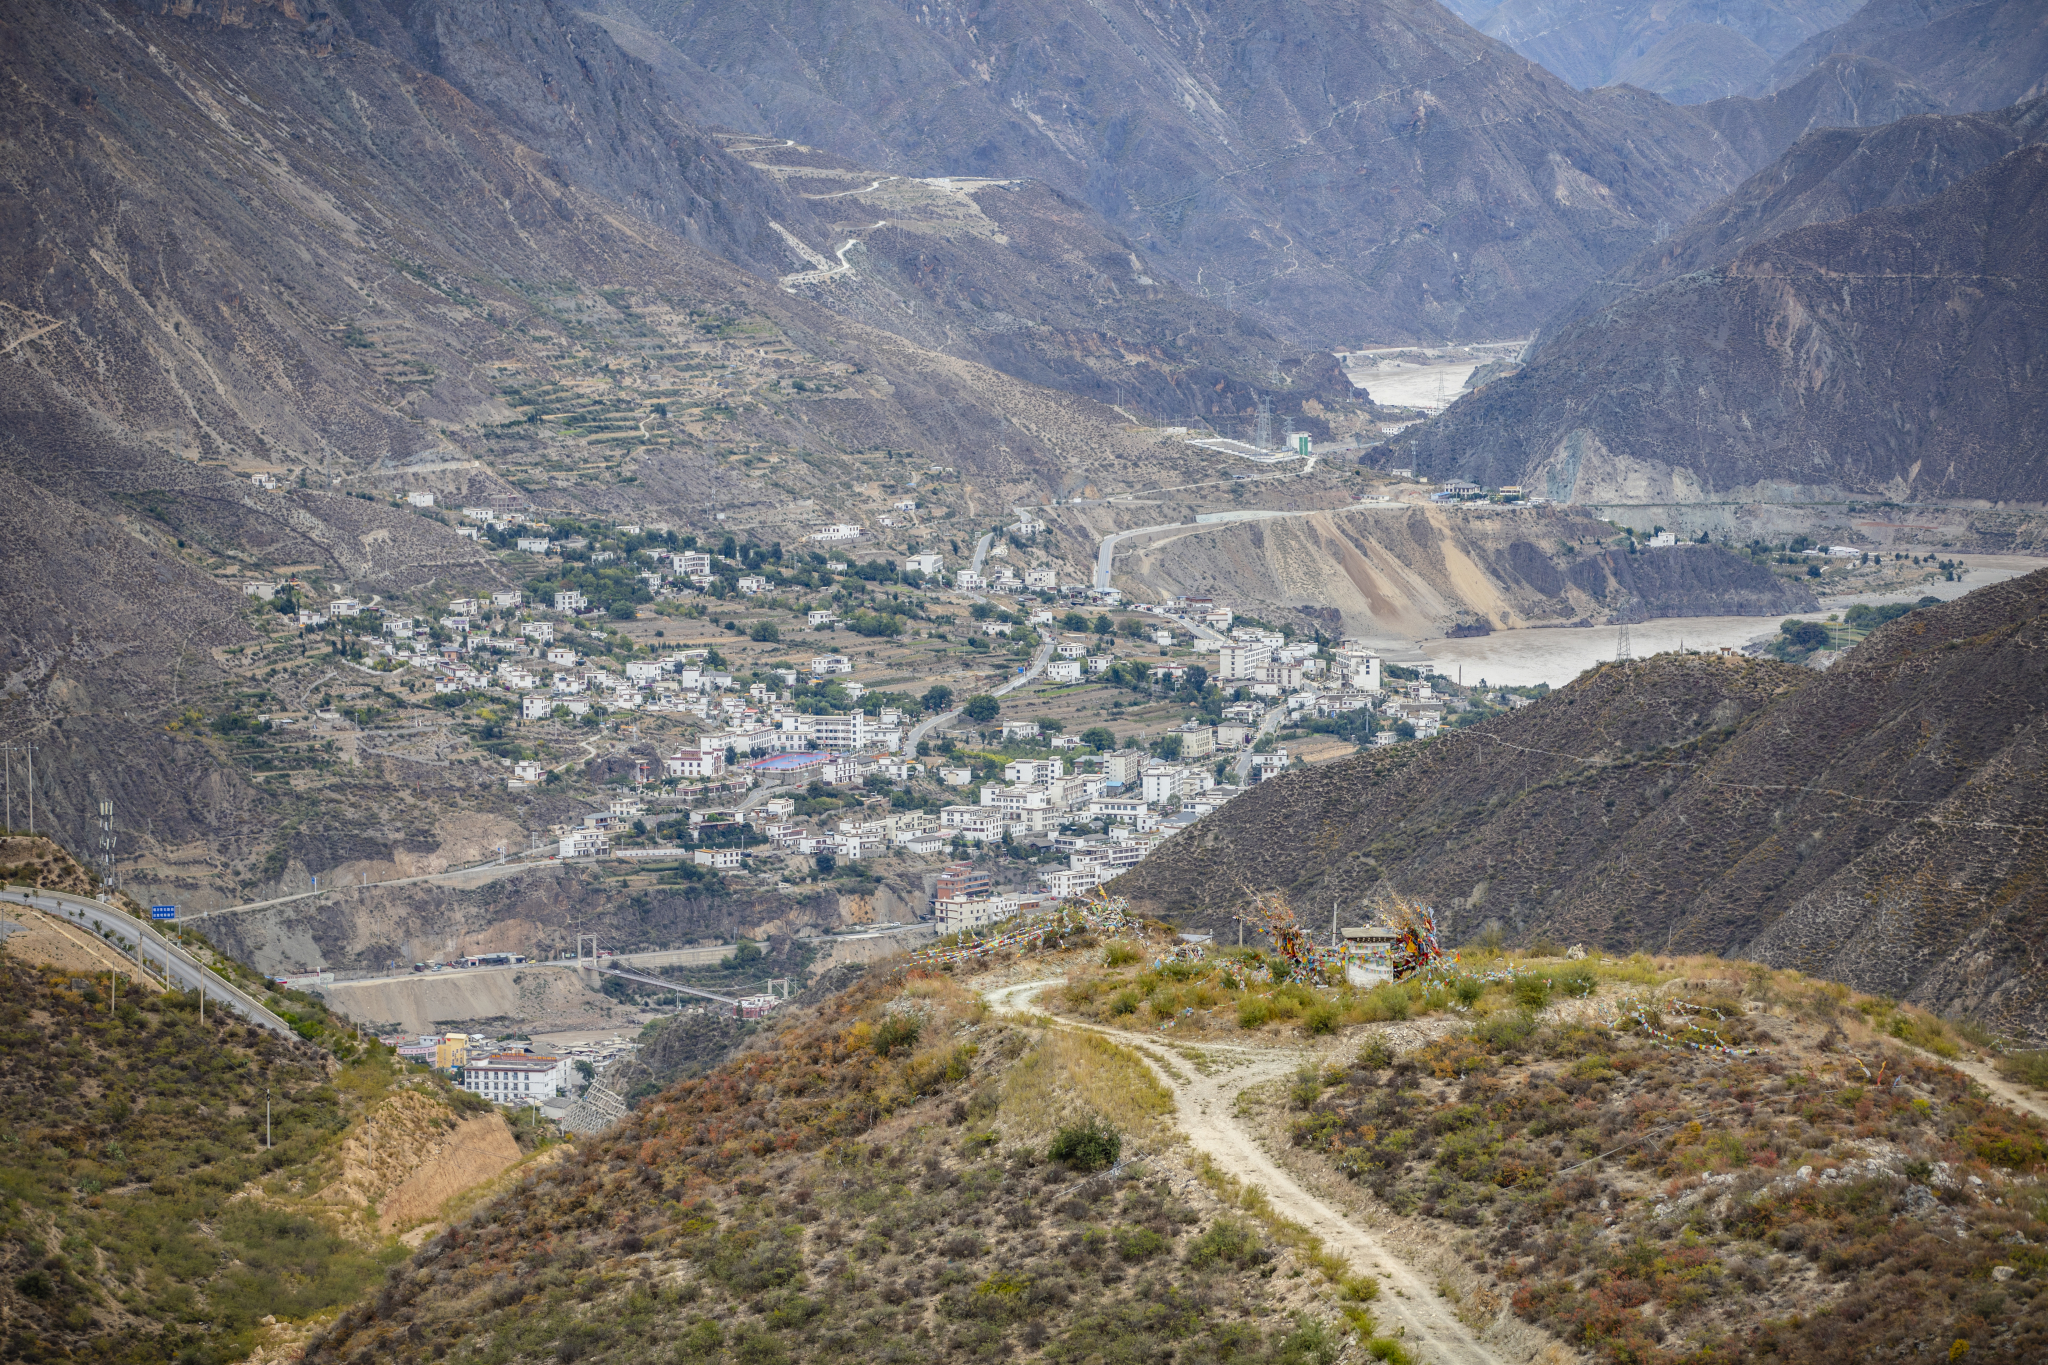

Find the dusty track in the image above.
[{"left": 985, "top": 979, "right": 1515, "bottom": 1365}]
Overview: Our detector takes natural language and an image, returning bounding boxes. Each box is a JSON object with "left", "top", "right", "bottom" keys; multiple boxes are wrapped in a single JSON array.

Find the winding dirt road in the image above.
[{"left": 985, "top": 979, "right": 1514, "bottom": 1365}]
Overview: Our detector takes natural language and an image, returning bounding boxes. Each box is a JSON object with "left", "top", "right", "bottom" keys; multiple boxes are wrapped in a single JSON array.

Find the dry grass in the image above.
[{"left": 999, "top": 1027, "right": 1175, "bottom": 1149}]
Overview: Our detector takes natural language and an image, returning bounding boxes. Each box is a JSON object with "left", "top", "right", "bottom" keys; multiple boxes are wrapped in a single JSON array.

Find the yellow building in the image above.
[{"left": 434, "top": 1033, "right": 470, "bottom": 1070}]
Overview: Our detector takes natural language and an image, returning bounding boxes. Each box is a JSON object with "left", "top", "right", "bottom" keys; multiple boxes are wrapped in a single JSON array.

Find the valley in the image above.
[{"left": 2, "top": 0, "right": 2046, "bottom": 1361}]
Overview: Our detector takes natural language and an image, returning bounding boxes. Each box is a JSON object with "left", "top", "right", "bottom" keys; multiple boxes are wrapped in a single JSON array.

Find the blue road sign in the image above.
[{"left": 150, "top": 905, "right": 177, "bottom": 920}]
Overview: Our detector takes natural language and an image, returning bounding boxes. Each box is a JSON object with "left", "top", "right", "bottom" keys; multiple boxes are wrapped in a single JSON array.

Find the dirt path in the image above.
[{"left": 985, "top": 979, "right": 1516, "bottom": 1365}]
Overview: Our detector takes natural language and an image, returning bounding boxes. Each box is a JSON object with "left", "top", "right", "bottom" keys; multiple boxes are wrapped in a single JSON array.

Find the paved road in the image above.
[
  {"left": 968, "top": 530, "right": 995, "bottom": 579},
  {"left": 180, "top": 852, "right": 544, "bottom": 923},
  {"left": 1232, "top": 704, "right": 1289, "bottom": 784},
  {"left": 1, "top": 887, "right": 297, "bottom": 1037},
  {"left": 906, "top": 637, "right": 1057, "bottom": 750},
  {"left": 1094, "top": 503, "right": 1381, "bottom": 594}
]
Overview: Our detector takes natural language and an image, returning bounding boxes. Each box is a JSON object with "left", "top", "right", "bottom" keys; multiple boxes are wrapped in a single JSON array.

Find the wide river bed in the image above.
[{"left": 1384, "top": 554, "right": 2044, "bottom": 689}]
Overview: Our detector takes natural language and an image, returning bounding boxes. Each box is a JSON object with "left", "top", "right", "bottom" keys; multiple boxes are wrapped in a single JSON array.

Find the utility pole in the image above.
[
  {"left": 266, "top": 1089, "right": 273, "bottom": 1149},
  {"left": 97, "top": 800, "right": 117, "bottom": 890}
]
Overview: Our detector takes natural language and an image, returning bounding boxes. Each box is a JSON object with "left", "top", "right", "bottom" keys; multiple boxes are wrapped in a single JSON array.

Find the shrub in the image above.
[
  {"left": 1512, "top": 976, "right": 1551, "bottom": 1009},
  {"left": 1453, "top": 977, "right": 1484, "bottom": 1007},
  {"left": 1999, "top": 1051, "right": 2048, "bottom": 1090},
  {"left": 1356, "top": 1036, "right": 1395, "bottom": 1071},
  {"left": 1110, "top": 990, "right": 1141, "bottom": 1016},
  {"left": 1049, "top": 1116, "right": 1121, "bottom": 1171},
  {"left": 1185, "top": 1217, "right": 1262, "bottom": 1268},
  {"left": 1291, "top": 1064, "right": 1325, "bottom": 1109},
  {"left": 1238, "top": 998, "right": 1271, "bottom": 1030},
  {"left": 1304, "top": 1002, "right": 1341, "bottom": 1036},
  {"left": 1113, "top": 1225, "right": 1167, "bottom": 1260},
  {"left": 1473, "top": 1012, "right": 1537, "bottom": 1054},
  {"left": 871, "top": 1013, "right": 922, "bottom": 1056},
  {"left": 1104, "top": 942, "right": 1141, "bottom": 967},
  {"left": 1358, "top": 983, "right": 1410, "bottom": 1022},
  {"left": 1554, "top": 966, "right": 1597, "bottom": 998}
]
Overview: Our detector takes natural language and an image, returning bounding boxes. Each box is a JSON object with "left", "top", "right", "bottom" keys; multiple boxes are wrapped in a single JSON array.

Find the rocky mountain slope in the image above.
[
  {"left": 1114, "top": 568, "right": 2048, "bottom": 1037},
  {"left": 1385, "top": 139, "right": 2048, "bottom": 503},
  {"left": 1693, "top": 52, "right": 1945, "bottom": 169},
  {"left": 1549, "top": 94, "right": 2048, "bottom": 331},
  {"left": 600, "top": 0, "right": 1761, "bottom": 344},
  {"left": 1759, "top": 0, "right": 2048, "bottom": 112},
  {"left": 1470, "top": 0, "right": 1860, "bottom": 100}
]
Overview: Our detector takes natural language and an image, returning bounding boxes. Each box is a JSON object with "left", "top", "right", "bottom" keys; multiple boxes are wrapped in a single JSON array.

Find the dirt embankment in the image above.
[
  {"left": 1114, "top": 504, "right": 1807, "bottom": 640},
  {"left": 313, "top": 1086, "right": 523, "bottom": 1238}
]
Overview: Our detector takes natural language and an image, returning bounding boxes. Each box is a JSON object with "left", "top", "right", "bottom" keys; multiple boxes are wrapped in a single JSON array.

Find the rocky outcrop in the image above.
[
  {"left": 1697, "top": 54, "right": 1945, "bottom": 170},
  {"left": 1389, "top": 142, "right": 2048, "bottom": 504},
  {"left": 1115, "top": 568, "right": 2048, "bottom": 1036}
]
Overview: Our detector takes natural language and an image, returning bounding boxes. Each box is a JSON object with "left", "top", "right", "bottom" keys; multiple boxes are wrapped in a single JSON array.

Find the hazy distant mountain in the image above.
[
  {"left": 596, "top": 0, "right": 1759, "bottom": 344},
  {"left": 1695, "top": 52, "right": 1944, "bottom": 168},
  {"left": 1389, "top": 138, "right": 2048, "bottom": 504},
  {"left": 1474, "top": 0, "right": 1860, "bottom": 98},
  {"left": 1759, "top": 0, "right": 2048, "bottom": 111}
]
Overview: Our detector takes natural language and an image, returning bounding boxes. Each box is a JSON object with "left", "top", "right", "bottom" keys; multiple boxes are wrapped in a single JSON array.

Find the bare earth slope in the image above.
[
  {"left": 1114, "top": 569, "right": 2048, "bottom": 1036},
  {"left": 1386, "top": 142, "right": 2048, "bottom": 503}
]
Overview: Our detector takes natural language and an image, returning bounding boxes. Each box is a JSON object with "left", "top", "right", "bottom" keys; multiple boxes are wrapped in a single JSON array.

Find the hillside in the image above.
[
  {"left": 1113, "top": 568, "right": 2048, "bottom": 1036},
  {"left": 598, "top": 0, "right": 1760, "bottom": 344},
  {"left": 0, "top": 947, "right": 529, "bottom": 1365},
  {"left": 1386, "top": 141, "right": 2048, "bottom": 504},
  {"left": 298, "top": 964, "right": 1424, "bottom": 1365}
]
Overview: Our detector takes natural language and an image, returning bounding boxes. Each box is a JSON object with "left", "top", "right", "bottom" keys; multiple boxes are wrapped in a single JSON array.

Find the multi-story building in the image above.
[
  {"left": 935, "top": 862, "right": 993, "bottom": 902},
  {"left": 461, "top": 1053, "right": 568, "bottom": 1105},
  {"left": 1218, "top": 641, "right": 1272, "bottom": 680}
]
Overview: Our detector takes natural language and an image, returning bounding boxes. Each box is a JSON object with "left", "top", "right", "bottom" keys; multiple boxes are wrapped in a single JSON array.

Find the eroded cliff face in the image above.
[
  {"left": 1109, "top": 505, "right": 1813, "bottom": 638},
  {"left": 1391, "top": 144, "right": 2048, "bottom": 505}
]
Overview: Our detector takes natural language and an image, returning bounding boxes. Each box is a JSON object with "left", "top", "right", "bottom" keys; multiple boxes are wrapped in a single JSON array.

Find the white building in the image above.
[
  {"left": 693, "top": 848, "right": 744, "bottom": 870},
  {"left": 558, "top": 828, "right": 609, "bottom": 858},
  {"left": 905, "top": 553, "right": 944, "bottom": 575},
  {"left": 955, "top": 570, "right": 985, "bottom": 591},
  {"left": 491, "top": 590, "right": 524, "bottom": 609},
  {"left": 810, "top": 524, "right": 864, "bottom": 542},
  {"left": 812, "top": 713, "right": 868, "bottom": 751},
  {"left": 1045, "top": 660, "right": 1082, "bottom": 683},
  {"left": 663, "top": 749, "right": 727, "bottom": 779},
  {"left": 553, "top": 590, "right": 587, "bottom": 613},
  {"left": 460, "top": 1053, "right": 567, "bottom": 1105},
  {"left": 811, "top": 654, "right": 853, "bottom": 675},
  {"left": 1024, "top": 568, "right": 1057, "bottom": 589},
  {"left": 522, "top": 694, "right": 556, "bottom": 720},
  {"left": 1218, "top": 641, "right": 1273, "bottom": 680},
  {"left": 407, "top": 491, "right": 435, "bottom": 507},
  {"left": 1140, "top": 765, "right": 1185, "bottom": 805},
  {"left": 516, "top": 537, "right": 552, "bottom": 554}
]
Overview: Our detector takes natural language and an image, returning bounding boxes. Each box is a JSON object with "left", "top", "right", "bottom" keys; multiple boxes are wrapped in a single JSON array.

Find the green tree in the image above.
[
  {"left": 922, "top": 685, "right": 955, "bottom": 713},
  {"left": 748, "top": 620, "right": 780, "bottom": 642},
  {"left": 1093, "top": 614, "right": 1114, "bottom": 635},
  {"left": 1080, "top": 726, "right": 1116, "bottom": 751},
  {"left": 963, "top": 694, "right": 1000, "bottom": 723}
]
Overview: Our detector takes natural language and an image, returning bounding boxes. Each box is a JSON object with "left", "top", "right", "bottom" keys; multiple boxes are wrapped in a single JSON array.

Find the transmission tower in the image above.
[
  {"left": 1253, "top": 395, "right": 1273, "bottom": 451},
  {"left": 1615, "top": 623, "right": 1634, "bottom": 663}
]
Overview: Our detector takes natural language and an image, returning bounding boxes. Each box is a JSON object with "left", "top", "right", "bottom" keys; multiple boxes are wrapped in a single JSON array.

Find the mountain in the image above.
[
  {"left": 597, "top": 0, "right": 1761, "bottom": 344},
  {"left": 1382, "top": 139, "right": 2048, "bottom": 504},
  {"left": 1611, "top": 22, "right": 1776, "bottom": 104},
  {"left": 1759, "top": 0, "right": 2048, "bottom": 112},
  {"left": 1547, "top": 94, "right": 2047, "bottom": 331},
  {"left": 1692, "top": 52, "right": 1945, "bottom": 169},
  {"left": 1114, "top": 568, "right": 2048, "bottom": 1035},
  {"left": 1472, "top": 0, "right": 1861, "bottom": 97}
]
